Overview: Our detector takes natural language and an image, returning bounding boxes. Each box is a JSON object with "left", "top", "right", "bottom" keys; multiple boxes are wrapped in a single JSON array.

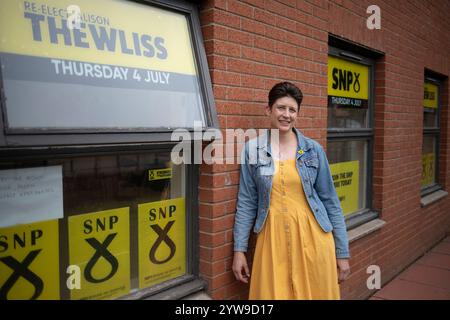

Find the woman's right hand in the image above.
[{"left": 232, "top": 251, "right": 250, "bottom": 283}]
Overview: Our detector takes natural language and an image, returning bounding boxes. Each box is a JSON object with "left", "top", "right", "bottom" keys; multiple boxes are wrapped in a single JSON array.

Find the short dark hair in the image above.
[{"left": 268, "top": 82, "right": 303, "bottom": 109}]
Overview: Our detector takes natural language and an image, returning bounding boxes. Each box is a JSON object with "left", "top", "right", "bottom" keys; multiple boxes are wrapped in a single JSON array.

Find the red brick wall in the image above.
[{"left": 197, "top": 0, "right": 450, "bottom": 299}]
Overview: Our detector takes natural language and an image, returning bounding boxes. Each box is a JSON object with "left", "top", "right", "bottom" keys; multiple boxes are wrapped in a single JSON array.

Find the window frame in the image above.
[
  {"left": 327, "top": 44, "right": 377, "bottom": 230},
  {"left": 0, "top": 0, "right": 218, "bottom": 147},
  {"left": 421, "top": 76, "right": 442, "bottom": 196}
]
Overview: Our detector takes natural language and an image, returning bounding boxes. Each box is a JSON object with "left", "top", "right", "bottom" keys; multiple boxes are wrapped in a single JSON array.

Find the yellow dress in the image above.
[{"left": 249, "top": 159, "right": 340, "bottom": 300}]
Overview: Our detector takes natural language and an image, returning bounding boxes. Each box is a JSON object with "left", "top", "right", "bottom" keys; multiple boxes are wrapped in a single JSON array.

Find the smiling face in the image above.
[{"left": 266, "top": 95, "right": 299, "bottom": 133}]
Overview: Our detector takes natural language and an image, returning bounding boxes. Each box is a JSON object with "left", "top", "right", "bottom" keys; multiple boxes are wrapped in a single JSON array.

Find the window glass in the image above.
[
  {"left": 327, "top": 140, "right": 368, "bottom": 216},
  {"left": 421, "top": 80, "right": 439, "bottom": 190},
  {"left": 421, "top": 135, "right": 437, "bottom": 188},
  {"left": 0, "top": 0, "right": 206, "bottom": 130},
  {"left": 327, "top": 103, "right": 368, "bottom": 129},
  {"left": 423, "top": 82, "right": 438, "bottom": 128},
  {"left": 0, "top": 150, "right": 187, "bottom": 300}
]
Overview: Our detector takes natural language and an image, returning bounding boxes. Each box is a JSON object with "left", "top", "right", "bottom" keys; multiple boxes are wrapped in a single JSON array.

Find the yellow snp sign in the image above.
[
  {"left": 330, "top": 161, "right": 359, "bottom": 216},
  {"left": 0, "top": 0, "right": 203, "bottom": 130},
  {"left": 0, "top": 220, "right": 59, "bottom": 300},
  {"left": 424, "top": 82, "right": 438, "bottom": 109},
  {"left": 138, "top": 198, "right": 186, "bottom": 289},
  {"left": 68, "top": 207, "right": 130, "bottom": 300},
  {"left": 0, "top": 0, "right": 205, "bottom": 130},
  {"left": 421, "top": 153, "right": 435, "bottom": 187},
  {"left": 328, "top": 56, "right": 369, "bottom": 101},
  {"left": 0, "top": 0, "right": 196, "bottom": 74},
  {"left": 148, "top": 168, "right": 172, "bottom": 181}
]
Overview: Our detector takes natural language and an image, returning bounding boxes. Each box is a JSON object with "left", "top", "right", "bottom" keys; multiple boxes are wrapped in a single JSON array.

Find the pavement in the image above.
[{"left": 370, "top": 235, "right": 450, "bottom": 300}]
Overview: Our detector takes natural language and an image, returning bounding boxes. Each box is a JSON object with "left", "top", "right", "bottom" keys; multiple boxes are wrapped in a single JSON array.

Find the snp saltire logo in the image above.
[
  {"left": 68, "top": 207, "right": 130, "bottom": 300},
  {"left": 0, "top": 220, "right": 60, "bottom": 300},
  {"left": 138, "top": 198, "right": 186, "bottom": 288}
]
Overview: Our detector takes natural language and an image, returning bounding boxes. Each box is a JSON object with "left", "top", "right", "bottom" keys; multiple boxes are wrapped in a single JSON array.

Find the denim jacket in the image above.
[{"left": 233, "top": 128, "right": 350, "bottom": 259}]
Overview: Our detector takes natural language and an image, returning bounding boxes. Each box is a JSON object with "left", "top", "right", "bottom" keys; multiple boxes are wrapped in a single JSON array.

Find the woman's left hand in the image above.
[{"left": 336, "top": 258, "right": 351, "bottom": 284}]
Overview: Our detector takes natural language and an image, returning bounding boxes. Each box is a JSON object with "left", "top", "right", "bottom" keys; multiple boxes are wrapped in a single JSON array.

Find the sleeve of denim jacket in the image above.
[
  {"left": 233, "top": 143, "right": 258, "bottom": 252},
  {"left": 313, "top": 143, "right": 351, "bottom": 259}
]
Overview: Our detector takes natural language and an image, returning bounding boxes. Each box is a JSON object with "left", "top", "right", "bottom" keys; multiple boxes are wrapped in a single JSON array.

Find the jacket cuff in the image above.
[
  {"left": 336, "top": 249, "right": 350, "bottom": 259},
  {"left": 234, "top": 244, "right": 248, "bottom": 252}
]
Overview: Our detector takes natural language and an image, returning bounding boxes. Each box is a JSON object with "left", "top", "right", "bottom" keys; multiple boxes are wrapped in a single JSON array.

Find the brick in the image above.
[
  {"left": 211, "top": 70, "right": 241, "bottom": 86},
  {"left": 254, "top": 8, "right": 276, "bottom": 26},
  {"left": 241, "top": 17, "right": 266, "bottom": 36},
  {"left": 199, "top": 259, "right": 227, "bottom": 277},
  {"left": 241, "top": 47, "right": 265, "bottom": 62},
  {"left": 228, "top": 0, "right": 254, "bottom": 18},
  {"left": 212, "top": 40, "right": 241, "bottom": 58},
  {"left": 226, "top": 87, "right": 255, "bottom": 102},
  {"left": 265, "top": 0, "right": 288, "bottom": 16},
  {"left": 264, "top": 25, "right": 287, "bottom": 42},
  {"left": 254, "top": 35, "right": 276, "bottom": 51},
  {"left": 208, "top": 271, "right": 236, "bottom": 290},
  {"left": 227, "top": 58, "right": 255, "bottom": 74},
  {"left": 198, "top": 186, "right": 238, "bottom": 202},
  {"left": 213, "top": 10, "right": 241, "bottom": 29},
  {"left": 227, "top": 29, "right": 254, "bottom": 46},
  {"left": 207, "top": 54, "right": 227, "bottom": 70},
  {"left": 240, "top": 0, "right": 265, "bottom": 9}
]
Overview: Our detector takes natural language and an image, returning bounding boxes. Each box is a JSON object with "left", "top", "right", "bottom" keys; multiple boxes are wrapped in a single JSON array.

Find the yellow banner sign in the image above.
[
  {"left": 0, "top": 0, "right": 196, "bottom": 74},
  {"left": 68, "top": 207, "right": 130, "bottom": 300},
  {"left": 328, "top": 56, "right": 369, "bottom": 100},
  {"left": 330, "top": 161, "right": 359, "bottom": 216},
  {"left": 424, "top": 82, "right": 438, "bottom": 109},
  {"left": 148, "top": 168, "right": 172, "bottom": 181},
  {"left": 421, "top": 153, "right": 435, "bottom": 187},
  {"left": 138, "top": 198, "right": 186, "bottom": 289},
  {"left": 0, "top": 219, "right": 59, "bottom": 300}
]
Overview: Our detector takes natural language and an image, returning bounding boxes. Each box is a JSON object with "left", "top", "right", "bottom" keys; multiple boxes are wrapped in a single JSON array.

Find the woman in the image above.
[{"left": 232, "top": 82, "right": 350, "bottom": 299}]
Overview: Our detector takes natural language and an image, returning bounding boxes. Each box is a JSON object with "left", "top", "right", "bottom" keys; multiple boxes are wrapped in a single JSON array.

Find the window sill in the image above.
[
  {"left": 348, "top": 218, "right": 386, "bottom": 243},
  {"left": 182, "top": 291, "right": 213, "bottom": 300},
  {"left": 142, "top": 278, "right": 208, "bottom": 300},
  {"left": 421, "top": 189, "right": 448, "bottom": 207}
]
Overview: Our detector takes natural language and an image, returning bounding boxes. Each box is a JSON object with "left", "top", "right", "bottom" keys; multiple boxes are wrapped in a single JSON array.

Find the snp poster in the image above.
[
  {"left": 330, "top": 161, "right": 359, "bottom": 216},
  {"left": 0, "top": 219, "right": 59, "bottom": 300},
  {"left": 68, "top": 207, "right": 130, "bottom": 300},
  {"left": 138, "top": 198, "right": 186, "bottom": 289},
  {"left": 328, "top": 56, "right": 369, "bottom": 108}
]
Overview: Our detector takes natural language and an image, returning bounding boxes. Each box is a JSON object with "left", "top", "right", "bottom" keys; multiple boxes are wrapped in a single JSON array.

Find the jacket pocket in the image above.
[{"left": 303, "top": 155, "right": 319, "bottom": 183}]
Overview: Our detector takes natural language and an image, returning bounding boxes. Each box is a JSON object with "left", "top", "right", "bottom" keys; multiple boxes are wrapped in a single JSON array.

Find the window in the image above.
[
  {"left": 327, "top": 44, "right": 377, "bottom": 228},
  {"left": 0, "top": 0, "right": 217, "bottom": 145},
  {"left": 0, "top": 0, "right": 211, "bottom": 300},
  {"left": 0, "top": 147, "right": 199, "bottom": 300},
  {"left": 421, "top": 77, "right": 441, "bottom": 194}
]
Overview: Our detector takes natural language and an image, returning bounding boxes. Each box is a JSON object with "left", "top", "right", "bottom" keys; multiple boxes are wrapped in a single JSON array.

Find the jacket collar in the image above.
[{"left": 256, "top": 127, "right": 313, "bottom": 159}]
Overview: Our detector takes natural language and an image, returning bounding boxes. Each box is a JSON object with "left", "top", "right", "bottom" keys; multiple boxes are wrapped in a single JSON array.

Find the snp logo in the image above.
[{"left": 331, "top": 68, "right": 361, "bottom": 93}]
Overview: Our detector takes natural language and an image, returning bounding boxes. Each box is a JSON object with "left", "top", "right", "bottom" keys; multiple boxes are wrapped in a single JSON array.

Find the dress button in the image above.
[{"left": 315, "top": 208, "right": 319, "bottom": 212}]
